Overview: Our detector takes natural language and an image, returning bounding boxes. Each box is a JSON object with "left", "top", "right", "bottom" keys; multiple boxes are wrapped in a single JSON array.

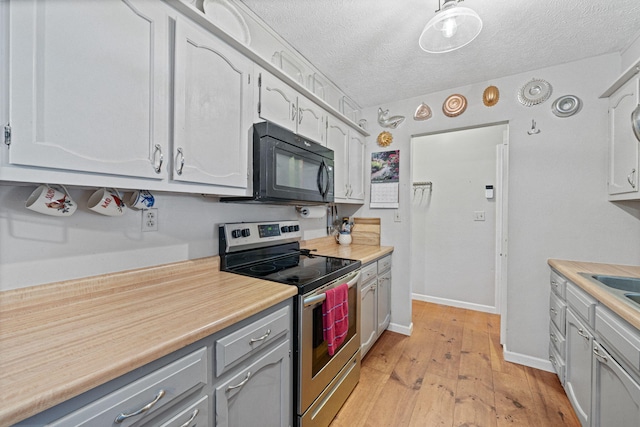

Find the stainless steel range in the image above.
[{"left": 219, "top": 220, "right": 362, "bottom": 427}]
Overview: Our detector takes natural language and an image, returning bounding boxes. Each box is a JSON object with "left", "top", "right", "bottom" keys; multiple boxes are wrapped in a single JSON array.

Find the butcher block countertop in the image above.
[
  {"left": 548, "top": 259, "right": 640, "bottom": 330},
  {"left": 0, "top": 257, "right": 297, "bottom": 426},
  {"left": 302, "top": 237, "right": 394, "bottom": 265}
]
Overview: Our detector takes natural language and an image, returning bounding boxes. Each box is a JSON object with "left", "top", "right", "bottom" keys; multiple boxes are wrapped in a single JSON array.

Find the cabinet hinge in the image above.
[
  {"left": 248, "top": 74, "right": 251, "bottom": 85},
  {"left": 4, "top": 124, "right": 11, "bottom": 146},
  {"left": 258, "top": 74, "right": 261, "bottom": 88}
]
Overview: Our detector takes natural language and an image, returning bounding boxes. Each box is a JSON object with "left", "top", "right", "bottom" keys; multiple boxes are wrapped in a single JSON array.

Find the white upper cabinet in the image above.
[
  {"left": 348, "top": 132, "right": 365, "bottom": 201},
  {"left": 172, "top": 17, "right": 252, "bottom": 190},
  {"left": 607, "top": 75, "right": 640, "bottom": 199},
  {"left": 258, "top": 70, "right": 325, "bottom": 144},
  {"left": 326, "top": 115, "right": 364, "bottom": 203},
  {"left": 8, "top": 0, "right": 169, "bottom": 179}
]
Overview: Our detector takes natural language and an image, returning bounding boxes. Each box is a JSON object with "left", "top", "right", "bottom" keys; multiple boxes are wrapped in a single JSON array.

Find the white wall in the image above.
[
  {"left": 411, "top": 125, "right": 505, "bottom": 311},
  {"left": 358, "top": 53, "right": 640, "bottom": 366}
]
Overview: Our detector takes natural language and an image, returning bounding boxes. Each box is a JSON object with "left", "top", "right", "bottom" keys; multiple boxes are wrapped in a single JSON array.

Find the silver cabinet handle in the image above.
[
  {"left": 628, "top": 168, "right": 637, "bottom": 189},
  {"left": 175, "top": 147, "right": 185, "bottom": 176},
  {"left": 550, "top": 332, "right": 558, "bottom": 343},
  {"left": 291, "top": 105, "right": 297, "bottom": 122},
  {"left": 227, "top": 371, "right": 251, "bottom": 391},
  {"left": 298, "top": 107, "right": 304, "bottom": 124},
  {"left": 577, "top": 328, "right": 590, "bottom": 341},
  {"left": 549, "top": 355, "right": 557, "bottom": 367},
  {"left": 114, "top": 389, "right": 165, "bottom": 423},
  {"left": 178, "top": 409, "right": 199, "bottom": 427},
  {"left": 550, "top": 307, "right": 557, "bottom": 316},
  {"left": 153, "top": 144, "right": 163, "bottom": 174},
  {"left": 593, "top": 346, "right": 608, "bottom": 363},
  {"left": 249, "top": 329, "right": 271, "bottom": 343}
]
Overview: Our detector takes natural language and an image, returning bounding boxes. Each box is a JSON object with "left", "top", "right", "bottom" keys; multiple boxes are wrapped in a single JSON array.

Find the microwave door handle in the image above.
[
  {"left": 322, "top": 162, "right": 331, "bottom": 198},
  {"left": 317, "top": 160, "right": 326, "bottom": 196}
]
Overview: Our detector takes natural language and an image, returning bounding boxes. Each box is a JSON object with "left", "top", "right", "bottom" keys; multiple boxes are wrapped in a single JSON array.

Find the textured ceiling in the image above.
[{"left": 239, "top": 0, "right": 640, "bottom": 108}]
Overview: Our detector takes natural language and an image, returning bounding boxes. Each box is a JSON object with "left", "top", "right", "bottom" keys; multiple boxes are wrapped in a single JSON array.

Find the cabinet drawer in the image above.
[
  {"left": 377, "top": 255, "right": 392, "bottom": 274},
  {"left": 550, "top": 269, "right": 566, "bottom": 299},
  {"left": 596, "top": 305, "right": 640, "bottom": 375},
  {"left": 154, "top": 395, "right": 209, "bottom": 427},
  {"left": 566, "top": 281, "right": 597, "bottom": 327},
  {"left": 48, "top": 347, "right": 208, "bottom": 427},
  {"left": 361, "top": 262, "right": 377, "bottom": 283},
  {"left": 216, "top": 305, "right": 290, "bottom": 376},
  {"left": 549, "top": 321, "right": 566, "bottom": 359},
  {"left": 549, "top": 291, "right": 566, "bottom": 336},
  {"left": 549, "top": 343, "right": 565, "bottom": 385}
]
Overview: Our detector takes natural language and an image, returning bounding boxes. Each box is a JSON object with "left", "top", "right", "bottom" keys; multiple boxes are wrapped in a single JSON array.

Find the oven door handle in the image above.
[{"left": 303, "top": 271, "right": 360, "bottom": 307}]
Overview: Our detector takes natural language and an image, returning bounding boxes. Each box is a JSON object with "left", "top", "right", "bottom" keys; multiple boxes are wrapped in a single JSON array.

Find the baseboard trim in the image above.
[
  {"left": 412, "top": 293, "right": 497, "bottom": 314},
  {"left": 503, "top": 348, "right": 554, "bottom": 372},
  {"left": 388, "top": 321, "right": 413, "bottom": 336}
]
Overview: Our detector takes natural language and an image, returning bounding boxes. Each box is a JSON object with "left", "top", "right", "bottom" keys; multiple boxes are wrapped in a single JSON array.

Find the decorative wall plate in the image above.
[
  {"left": 551, "top": 95, "right": 582, "bottom": 118},
  {"left": 203, "top": 0, "right": 251, "bottom": 45},
  {"left": 483, "top": 86, "right": 500, "bottom": 107},
  {"left": 377, "top": 131, "right": 393, "bottom": 147},
  {"left": 518, "top": 78, "right": 552, "bottom": 107},
  {"left": 443, "top": 94, "right": 467, "bottom": 117},
  {"left": 414, "top": 103, "right": 432, "bottom": 121}
]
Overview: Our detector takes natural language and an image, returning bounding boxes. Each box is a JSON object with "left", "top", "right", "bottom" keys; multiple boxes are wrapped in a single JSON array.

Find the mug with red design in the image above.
[
  {"left": 88, "top": 188, "right": 126, "bottom": 216},
  {"left": 25, "top": 184, "right": 77, "bottom": 217}
]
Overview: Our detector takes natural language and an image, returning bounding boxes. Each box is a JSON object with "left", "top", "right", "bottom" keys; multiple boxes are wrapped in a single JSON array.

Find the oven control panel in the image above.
[{"left": 219, "top": 220, "right": 302, "bottom": 252}]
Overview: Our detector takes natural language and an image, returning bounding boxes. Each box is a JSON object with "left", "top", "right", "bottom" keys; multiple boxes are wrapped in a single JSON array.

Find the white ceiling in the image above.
[{"left": 239, "top": 0, "right": 640, "bottom": 108}]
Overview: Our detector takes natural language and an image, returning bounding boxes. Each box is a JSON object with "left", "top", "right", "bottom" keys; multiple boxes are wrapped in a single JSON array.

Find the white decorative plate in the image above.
[
  {"left": 551, "top": 95, "right": 582, "bottom": 118},
  {"left": 414, "top": 103, "right": 432, "bottom": 121},
  {"left": 442, "top": 94, "right": 467, "bottom": 117},
  {"left": 518, "top": 78, "right": 552, "bottom": 107},
  {"left": 203, "top": 0, "right": 251, "bottom": 45}
]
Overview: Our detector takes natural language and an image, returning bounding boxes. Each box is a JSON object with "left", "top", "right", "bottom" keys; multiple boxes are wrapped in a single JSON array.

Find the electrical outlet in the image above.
[
  {"left": 142, "top": 208, "right": 158, "bottom": 232},
  {"left": 474, "top": 211, "right": 486, "bottom": 221},
  {"left": 394, "top": 210, "right": 401, "bottom": 222}
]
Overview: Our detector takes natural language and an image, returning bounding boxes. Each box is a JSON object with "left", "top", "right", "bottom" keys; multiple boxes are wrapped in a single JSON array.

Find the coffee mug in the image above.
[
  {"left": 337, "top": 232, "right": 352, "bottom": 246},
  {"left": 25, "top": 184, "right": 77, "bottom": 216},
  {"left": 88, "top": 188, "right": 126, "bottom": 216},
  {"left": 128, "top": 190, "right": 154, "bottom": 210}
]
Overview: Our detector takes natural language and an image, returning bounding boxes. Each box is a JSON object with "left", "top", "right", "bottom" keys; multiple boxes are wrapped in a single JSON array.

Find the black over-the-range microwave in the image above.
[{"left": 222, "top": 121, "right": 334, "bottom": 205}]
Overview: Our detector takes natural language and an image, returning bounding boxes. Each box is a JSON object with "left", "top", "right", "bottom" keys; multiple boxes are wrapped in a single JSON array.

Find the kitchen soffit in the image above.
[{"left": 239, "top": 0, "right": 640, "bottom": 108}]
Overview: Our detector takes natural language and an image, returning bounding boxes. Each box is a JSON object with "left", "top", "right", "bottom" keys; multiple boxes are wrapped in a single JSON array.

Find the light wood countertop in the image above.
[
  {"left": 0, "top": 257, "right": 297, "bottom": 426},
  {"left": 548, "top": 259, "right": 640, "bottom": 330},
  {"left": 302, "top": 237, "right": 394, "bottom": 265}
]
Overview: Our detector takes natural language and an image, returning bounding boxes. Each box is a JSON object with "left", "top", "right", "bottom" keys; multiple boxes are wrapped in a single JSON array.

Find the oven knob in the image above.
[
  {"left": 281, "top": 226, "right": 288, "bottom": 233},
  {"left": 287, "top": 226, "right": 294, "bottom": 232},
  {"left": 293, "top": 225, "right": 300, "bottom": 231},
  {"left": 231, "top": 229, "right": 242, "bottom": 238},
  {"left": 241, "top": 228, "right": 251, "bottom": 237}
]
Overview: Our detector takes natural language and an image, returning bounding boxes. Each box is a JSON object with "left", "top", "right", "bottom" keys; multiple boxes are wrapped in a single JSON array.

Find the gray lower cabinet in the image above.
[
  {"left": 360, "top": 254, "right": 392, "bottom": 357},
  {"left": 565, "top": 307, "right": 593, "bottom": 426},
  {"left": 17, "top": 301, "right": 292, "bottom": 427}
]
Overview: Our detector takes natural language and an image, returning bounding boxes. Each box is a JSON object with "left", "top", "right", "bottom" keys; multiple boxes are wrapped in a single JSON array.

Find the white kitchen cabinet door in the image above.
[
  {"left": 608, "top": 76, "right": 639, "bottom": 198},
  {"left": 348, "top": 132, "right": 365, "bottom": 201},
  {"left": 326, "top": 117, "right": 349, "bottom": 199},
  {"left": 173, "top": 18, "right": 252, "bottom": 190},
  {"left": 565, "top": 308, "right": 593, "bottom": 427},
  {"left": 591, "top": 342, "right": 640, "bottom": 427},
  {"left": 376, "top": 269, "right": 391, "bottom": 335},
  {"left": 258, "top": 71, "right": 297, "bottom": 133},
  {"left": 360, "top": 279, "right": 377, "bottom": 358},
  {"left": 9, "top": 0, "right": 169, "bottom": 179},
  {"left": 296, "top": 93, "right": 326, "bottom": 144}
]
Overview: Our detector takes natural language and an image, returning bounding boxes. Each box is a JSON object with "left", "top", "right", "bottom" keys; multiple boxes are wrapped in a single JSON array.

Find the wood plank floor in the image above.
[{"left": 329, "top": 300, "right": 580, "bottom": 427}]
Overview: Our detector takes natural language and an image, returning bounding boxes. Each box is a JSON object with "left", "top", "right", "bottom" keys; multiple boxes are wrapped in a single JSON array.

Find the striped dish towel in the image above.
[{"left": 322, "top": 283, "right": 349, "bottom": 356}]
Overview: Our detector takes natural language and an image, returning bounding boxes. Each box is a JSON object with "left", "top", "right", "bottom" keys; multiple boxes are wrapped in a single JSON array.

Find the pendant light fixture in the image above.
[{"left": 419, "top": 0, "right": 483, "bottom": 54}]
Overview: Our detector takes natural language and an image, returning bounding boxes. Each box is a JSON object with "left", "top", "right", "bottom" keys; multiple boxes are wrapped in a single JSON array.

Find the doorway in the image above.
[{"left": 410, "top": 124, "right": 509, "bottom": 335}]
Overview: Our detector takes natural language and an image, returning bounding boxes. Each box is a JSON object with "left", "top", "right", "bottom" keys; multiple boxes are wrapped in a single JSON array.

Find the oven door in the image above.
[
  {"left": 256, "top": 135, "right": 334, "bottom": 204},
  {"left": 299, "top": 270, "right": 360, "bottom": 414}
]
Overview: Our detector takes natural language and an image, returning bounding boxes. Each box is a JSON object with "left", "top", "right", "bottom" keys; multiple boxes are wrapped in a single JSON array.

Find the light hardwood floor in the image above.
[{"left": 329, "top": 300, "right": 580, "bottom": 427}]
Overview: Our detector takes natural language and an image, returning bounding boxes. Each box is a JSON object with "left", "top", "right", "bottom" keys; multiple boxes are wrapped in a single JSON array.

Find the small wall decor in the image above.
[
  {"left": 483, "top": 86, "right": 500, "bottom": 107},
  {"left": 551, "top": 95, "right": 582, "bottom": 118},
  {"left": 377, "top": 108, "right": 405, "bottom": 129},
  {"left": 527, "top": 119, "right": 541, "bottom": 135},
  {"left": 413, "top": 103, "right": 432, "bottom": 121},
  {"left": 443, "top": 94, "right": 467, "bottom": 117},
  {"left": 377, "top": 131, "right": 393, "bottom": 147},
  {"left": 518, "top": 78, "right": 552, "bottom": 107}
]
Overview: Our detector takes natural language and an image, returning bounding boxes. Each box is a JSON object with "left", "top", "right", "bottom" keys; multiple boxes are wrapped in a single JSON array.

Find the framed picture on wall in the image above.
[{"left": 370, "top": 150, "right": 399, "bottom": 208}]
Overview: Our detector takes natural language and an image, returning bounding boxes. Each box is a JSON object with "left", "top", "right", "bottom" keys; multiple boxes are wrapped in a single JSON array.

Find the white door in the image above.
[
  {"left": 173, "top": 17, "right": 252, "bottom": 189},
  {"left": 348, "top": 132, "right": 365, "bottom": 200},
  {"left": 326, "top": 117, "right": 349, "bottom": 199},
  {"left": 296, "top": 93, "right": 325, "bottom": 144},
  {"left": 258, "top": 71, "right": 296, "bottom": 132},
  {"left": 608, "top": 77, "right": 639, "bottom": 195},
  {"left": 9, "top": 0, "right": 169, "bottom": 179}
]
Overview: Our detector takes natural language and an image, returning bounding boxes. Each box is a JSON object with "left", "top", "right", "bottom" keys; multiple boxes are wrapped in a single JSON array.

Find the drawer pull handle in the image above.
[
  {"left": 593, "top": 346, "right": 608, "bottom": 364},
  {"left": 550, "top": 307, "right": 557, "bottom": 316},
  {"left": 250, "top": 329, "right": 271, "bottom": 344},
  {"left": 628, "top": 168, "right": 637, "bottom": 189},
  {"left": 549, "top": 355, "right": 557, "bottom": 367},
  {"left": 577, "top": 328, "right": 590, "bottom": 341},
  {"left": 228, "top": 371, "right": 251, "bottom": 391},
  {"left": 550, "top": 332, "right": 558, "bottom": 343},
  {"left": 179, "top": 408, "right": 199, "bottom": 427},
  {"left": 114, "top": 389, "right": 165, "bottom": 423}
]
